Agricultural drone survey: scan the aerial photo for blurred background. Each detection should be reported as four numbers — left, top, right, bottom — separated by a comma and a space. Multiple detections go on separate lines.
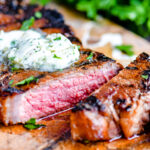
29, 0, 150, 40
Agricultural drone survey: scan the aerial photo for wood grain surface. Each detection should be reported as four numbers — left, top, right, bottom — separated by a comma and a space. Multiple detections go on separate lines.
0, 2, 150, 150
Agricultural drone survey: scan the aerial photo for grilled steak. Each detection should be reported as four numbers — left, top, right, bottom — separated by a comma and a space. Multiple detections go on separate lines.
0, 1, 123, 125
71, 52, 150, 141
0, 49, 122, 125
0, 0, 80, 43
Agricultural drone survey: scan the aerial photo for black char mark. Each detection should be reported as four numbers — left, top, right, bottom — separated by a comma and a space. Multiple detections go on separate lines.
139, 52, 150, 61
141, 70, 150, 92
77, 51, 114, 68
96, 53, 114, 62
40, 9, 64, 28
35, 74, 46, 79
116, 98, 127, 109
125, 105, 132, 112
68, 36, 81, 44
142, 70, 150, 77
72, 95, 105, 112
2, 86, 23, 95
125, 66, 138, 70
0, 0, 23, 14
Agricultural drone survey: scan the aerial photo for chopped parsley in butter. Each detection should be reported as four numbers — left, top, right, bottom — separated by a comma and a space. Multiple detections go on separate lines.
0, 30, 80, 72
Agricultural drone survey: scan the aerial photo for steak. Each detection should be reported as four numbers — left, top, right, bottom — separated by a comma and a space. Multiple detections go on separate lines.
0, 49, 122, 125
0, 0, 80, 43
0, 1, 123, 125
71, 52, 150, 141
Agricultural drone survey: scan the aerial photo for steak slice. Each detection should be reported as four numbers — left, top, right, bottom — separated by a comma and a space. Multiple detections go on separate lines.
70, 52, 150, 141
0, 49, 122, 125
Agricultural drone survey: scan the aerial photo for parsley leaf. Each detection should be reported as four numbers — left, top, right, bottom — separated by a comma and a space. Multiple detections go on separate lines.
86, 52, 93, 60
77, 45, 80, 49
11, 67, 19, 72
141, 74, 149, 80
59, 69, 63, 72
9, 57, 15, 62
11, 40, 17, 47
9, 80, 14, 86
57, 0, 150, 38
24, 118, 45, 130
53, 54, 62, 59
15, 76, 37, 86
21, 17, 35, 31
35, 11, 42, 18
30, 0, 50, 6
115, 45, 134, 56
84, 140, 90, 144
54, 37, 61, 41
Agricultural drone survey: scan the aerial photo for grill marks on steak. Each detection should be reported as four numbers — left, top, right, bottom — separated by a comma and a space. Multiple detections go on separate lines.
0, 1, 81, 43
0, 49, 122, 125
70, 52, 150, 141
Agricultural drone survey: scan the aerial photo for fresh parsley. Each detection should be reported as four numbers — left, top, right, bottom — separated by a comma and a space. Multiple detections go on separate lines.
59, 69, 63, 72
15, 76, 37, 86
35, 11, 42, 19
86, 52, 93, 60
9, 57, 15, 62
115, 45, 134, 56
83, 140, 90, 144
77, 45, 80, 49
54, 37, 61, 41
56, 0, 150, 38
53, 54, 62, 59
141, 74, 149, 80
21, 17, 35, 31
30, 0, 50, 6
24, 118, 45, 130
11, 40, 17, 47
9, 80, 14, 86
11, 67, 19, 72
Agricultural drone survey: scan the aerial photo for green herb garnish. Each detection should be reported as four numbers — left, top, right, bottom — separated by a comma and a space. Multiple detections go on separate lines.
77, 45, 80, 49
15, 76, 37, 86
24, 118, 45, 130
20, 17, 35, 31
141, 74, 149, 80
11, 40, 17, 46
84, 140, 90, 144
11, 67, 19, 72
54, 37, 61, 41
53, 54, 62, 59
51, 50, 55, 53
59, 69, 63, 72
9, 80, 14, 86
115, 45, 134, 56
9, 57, 15, 62
30, 0, 50, 6
35, 11, 42, 18
56, 0, 150, 38
86, 52, 93, 60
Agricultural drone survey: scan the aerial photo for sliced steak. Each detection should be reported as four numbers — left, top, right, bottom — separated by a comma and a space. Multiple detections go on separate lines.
71, 52, 150, 141
0, 49, 122, 125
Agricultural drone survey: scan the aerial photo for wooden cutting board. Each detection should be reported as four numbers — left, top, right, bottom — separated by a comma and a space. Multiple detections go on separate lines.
0, 2, 150, 150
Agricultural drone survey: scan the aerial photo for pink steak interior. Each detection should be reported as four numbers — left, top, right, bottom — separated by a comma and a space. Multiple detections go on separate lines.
7, 63, 120, 124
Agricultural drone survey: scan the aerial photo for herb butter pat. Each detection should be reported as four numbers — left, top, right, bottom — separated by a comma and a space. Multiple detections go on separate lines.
0, 30, 80, 72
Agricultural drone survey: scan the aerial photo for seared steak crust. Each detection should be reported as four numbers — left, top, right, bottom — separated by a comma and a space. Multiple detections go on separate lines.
0, 48, 122, 125
0, 1, 123, 126
71, 52, 150, 141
